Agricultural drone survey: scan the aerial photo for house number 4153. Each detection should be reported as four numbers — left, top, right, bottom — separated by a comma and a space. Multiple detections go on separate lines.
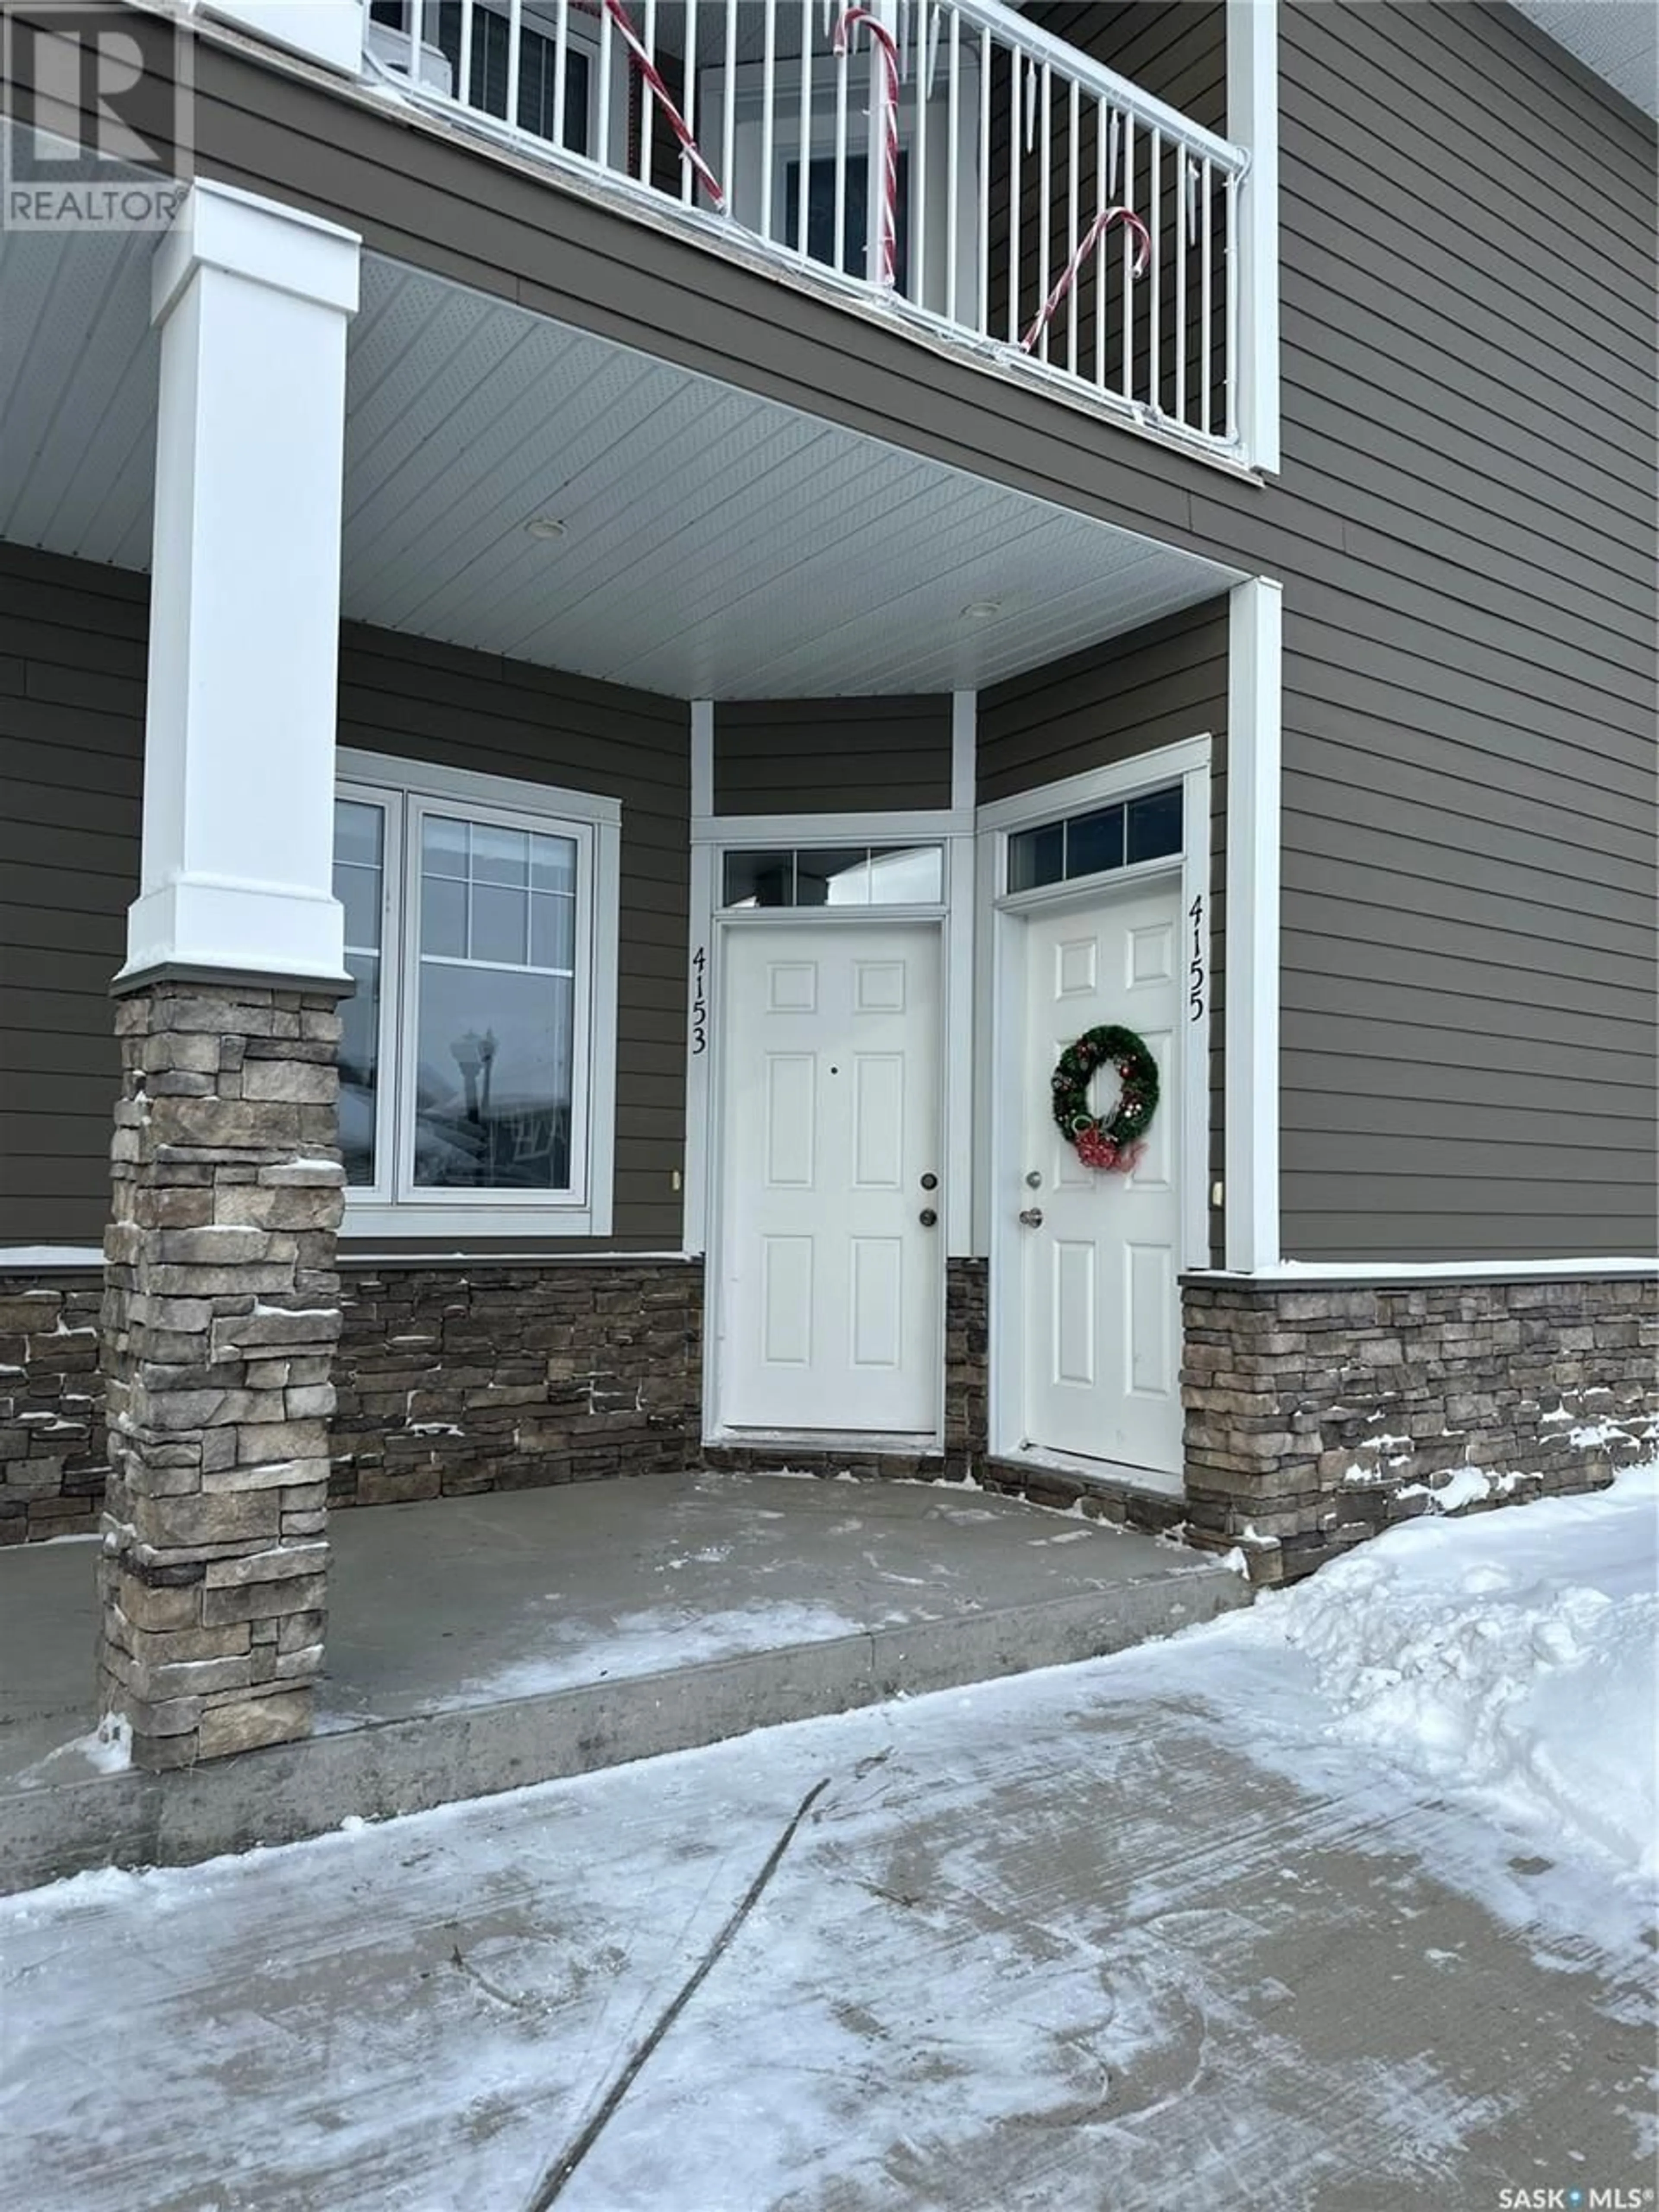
690, 945, 708, 1055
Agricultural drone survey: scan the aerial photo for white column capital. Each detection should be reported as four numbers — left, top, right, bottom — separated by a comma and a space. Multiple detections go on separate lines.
153, 179, 360, 327
121, 184, 362, 991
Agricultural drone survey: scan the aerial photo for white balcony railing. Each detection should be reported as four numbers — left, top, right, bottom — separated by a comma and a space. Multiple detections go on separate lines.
364, 0, 1250, 455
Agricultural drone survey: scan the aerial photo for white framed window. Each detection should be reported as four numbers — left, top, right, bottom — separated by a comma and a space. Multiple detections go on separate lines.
334, 750, 620, 1239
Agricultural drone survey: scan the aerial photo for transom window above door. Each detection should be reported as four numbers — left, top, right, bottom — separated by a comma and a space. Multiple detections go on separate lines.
334, 754, 620, 1237
722, 844, 944, 908
1006, 785, 1182, 894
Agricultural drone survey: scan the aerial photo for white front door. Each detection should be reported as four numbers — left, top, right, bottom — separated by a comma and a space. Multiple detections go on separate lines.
1017, 882, 1184, 1475
719, 922, 942, 1433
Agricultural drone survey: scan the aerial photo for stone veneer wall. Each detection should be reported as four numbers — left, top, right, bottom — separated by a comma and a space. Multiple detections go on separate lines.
1183, 1274, 1659, 1583
0, 1276, 108, 1543
330, 1259, 704, 1503
3, 1258, 704, 1531
702, 1258, 988, 1485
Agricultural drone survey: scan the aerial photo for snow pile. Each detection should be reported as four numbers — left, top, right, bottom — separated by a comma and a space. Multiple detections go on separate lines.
1233, 1462, 1659, 1884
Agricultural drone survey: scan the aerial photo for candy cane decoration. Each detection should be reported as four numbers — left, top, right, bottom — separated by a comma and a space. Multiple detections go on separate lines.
834, 6, 901, 291
1020, 204, 1151, 355
579, 0, 725, 210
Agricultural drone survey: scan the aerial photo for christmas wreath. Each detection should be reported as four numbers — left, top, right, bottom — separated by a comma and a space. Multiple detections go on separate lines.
1051, 1025, 1160, 1173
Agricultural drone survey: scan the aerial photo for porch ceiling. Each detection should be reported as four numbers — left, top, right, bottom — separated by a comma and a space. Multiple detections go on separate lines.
0, 222, 1238, 699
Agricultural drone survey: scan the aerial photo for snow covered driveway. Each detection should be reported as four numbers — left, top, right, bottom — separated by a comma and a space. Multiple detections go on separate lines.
3, 1471, 1654, 2212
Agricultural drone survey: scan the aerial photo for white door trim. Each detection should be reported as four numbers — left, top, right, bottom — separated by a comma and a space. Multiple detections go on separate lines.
975, 737, 1214, 1470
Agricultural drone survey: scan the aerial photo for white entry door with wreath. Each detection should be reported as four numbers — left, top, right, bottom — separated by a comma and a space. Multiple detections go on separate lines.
1019, 881, 1183, 1472
983, 745, 1210, 1487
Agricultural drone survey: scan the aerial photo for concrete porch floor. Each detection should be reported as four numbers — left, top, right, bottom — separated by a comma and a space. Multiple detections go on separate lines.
0, 1469, 1248, 1893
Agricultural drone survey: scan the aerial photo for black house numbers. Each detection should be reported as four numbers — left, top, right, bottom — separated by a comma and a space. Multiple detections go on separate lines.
1188, 893, 1205, 1023
690, 944, 708, 1056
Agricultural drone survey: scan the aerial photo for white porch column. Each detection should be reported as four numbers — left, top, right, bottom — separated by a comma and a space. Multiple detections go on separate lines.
1224, 575, 1283, 1273
95, 184, 361, 1773
120, 179, 360, 989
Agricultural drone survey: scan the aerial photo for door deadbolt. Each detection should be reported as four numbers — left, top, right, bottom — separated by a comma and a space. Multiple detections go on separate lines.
1024, 1170, 1042, 1189
918, 1208, 938, 1228
920, 1172, 938, 1190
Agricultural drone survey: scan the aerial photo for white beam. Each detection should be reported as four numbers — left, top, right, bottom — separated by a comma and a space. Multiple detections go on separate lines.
1227, 0, 1280, 473
1224, 575, 1282, 1272
121, 181, 361, 988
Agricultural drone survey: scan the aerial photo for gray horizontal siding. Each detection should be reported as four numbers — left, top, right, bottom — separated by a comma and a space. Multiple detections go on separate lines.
979, 599, 1228, 1261
712, 696, 952, 814
0, 546, 690, 1252
2, 1, 1652, 1262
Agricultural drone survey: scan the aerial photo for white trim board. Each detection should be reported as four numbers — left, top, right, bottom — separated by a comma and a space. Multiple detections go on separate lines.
691, 808, 970, 845
690, 700, 714, 822
1223, 576, 1282, 1274
1227, 0, 1281, 473
1195, 1258, 1659, 1285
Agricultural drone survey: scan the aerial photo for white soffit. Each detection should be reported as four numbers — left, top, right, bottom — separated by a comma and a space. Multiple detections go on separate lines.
0, 226, 1239, 697
1507, 1, 1657, 114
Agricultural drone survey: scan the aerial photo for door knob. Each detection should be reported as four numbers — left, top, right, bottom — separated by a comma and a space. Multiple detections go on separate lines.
918, 1208, 938, 1228
1018, 1207, 1043, 1228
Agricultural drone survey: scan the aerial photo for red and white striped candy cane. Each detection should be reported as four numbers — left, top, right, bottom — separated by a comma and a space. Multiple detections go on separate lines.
833, 6, 901, 291
581, 0, 725, 210
1020, 204, 1152, 355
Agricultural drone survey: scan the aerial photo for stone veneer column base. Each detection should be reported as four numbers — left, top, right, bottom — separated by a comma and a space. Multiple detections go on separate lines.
1182, 1273, 1659, 1584
98, 979, 346, 1770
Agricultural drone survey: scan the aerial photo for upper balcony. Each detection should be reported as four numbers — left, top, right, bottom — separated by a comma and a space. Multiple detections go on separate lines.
346, 0, 1263, 469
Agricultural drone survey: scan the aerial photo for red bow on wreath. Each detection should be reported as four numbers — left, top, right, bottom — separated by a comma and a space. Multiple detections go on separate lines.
1074, 1126, 1147, 1174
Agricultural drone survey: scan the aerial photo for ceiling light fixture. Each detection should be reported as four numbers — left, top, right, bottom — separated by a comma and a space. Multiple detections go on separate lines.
960, 599, 1003, 621
524, 515, 567, 541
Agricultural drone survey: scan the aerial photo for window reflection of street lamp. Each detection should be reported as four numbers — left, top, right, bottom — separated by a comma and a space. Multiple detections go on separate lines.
451, 1028, 498, 1128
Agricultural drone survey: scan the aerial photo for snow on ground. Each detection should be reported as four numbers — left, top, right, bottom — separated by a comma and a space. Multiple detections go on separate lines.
1189, 1462, 1659, 1896
1, 1475, 1654, 2211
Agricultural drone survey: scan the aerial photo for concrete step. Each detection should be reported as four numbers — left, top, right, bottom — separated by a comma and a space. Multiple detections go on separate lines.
0, 1470, 1249, 1893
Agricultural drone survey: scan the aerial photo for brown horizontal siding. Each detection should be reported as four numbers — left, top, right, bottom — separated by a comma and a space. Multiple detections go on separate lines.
0, 1, 1652, 1262
0, 547, 143, 1244
979, 598, 1228, 1260
713, 696, 952, 814
335, 622, 691, 1251
0, 546, 690, 1252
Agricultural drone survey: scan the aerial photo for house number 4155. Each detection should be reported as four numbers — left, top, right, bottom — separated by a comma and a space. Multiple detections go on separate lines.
1188, 893, 1205, 1023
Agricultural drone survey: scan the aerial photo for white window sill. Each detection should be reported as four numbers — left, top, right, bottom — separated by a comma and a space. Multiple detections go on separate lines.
342, 1202, 603, 1239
